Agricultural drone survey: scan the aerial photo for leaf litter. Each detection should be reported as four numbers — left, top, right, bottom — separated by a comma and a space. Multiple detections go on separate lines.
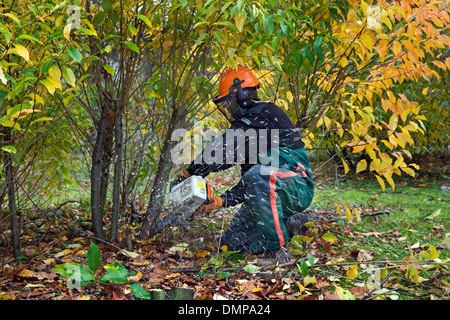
1, 201, 448, 301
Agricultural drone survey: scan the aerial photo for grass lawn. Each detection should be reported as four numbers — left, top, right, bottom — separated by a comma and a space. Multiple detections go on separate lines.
312, 164, 449, 253
303, 159, 449, 299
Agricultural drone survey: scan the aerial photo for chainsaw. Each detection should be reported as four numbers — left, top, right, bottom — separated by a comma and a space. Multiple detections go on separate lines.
154, 175, 213, 234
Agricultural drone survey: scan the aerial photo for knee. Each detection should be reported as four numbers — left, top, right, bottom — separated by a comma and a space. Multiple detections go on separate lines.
242, 165, 264, 185
242, 165, 271, 203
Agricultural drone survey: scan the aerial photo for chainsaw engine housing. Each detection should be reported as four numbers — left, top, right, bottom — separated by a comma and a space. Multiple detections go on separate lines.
168, 175, 207, 218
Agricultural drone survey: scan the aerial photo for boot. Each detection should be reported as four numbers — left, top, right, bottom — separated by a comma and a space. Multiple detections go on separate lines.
286, 213, 310, 238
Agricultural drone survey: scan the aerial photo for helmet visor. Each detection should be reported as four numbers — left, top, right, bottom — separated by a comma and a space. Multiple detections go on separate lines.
213, 95, 242, 123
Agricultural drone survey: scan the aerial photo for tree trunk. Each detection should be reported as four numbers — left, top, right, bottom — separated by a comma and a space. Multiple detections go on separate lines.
167, 287, 194, 300
4, 138, 21, 258
90, 95, 115, 241
110, 98, 123, 243
139, 107, 185, 240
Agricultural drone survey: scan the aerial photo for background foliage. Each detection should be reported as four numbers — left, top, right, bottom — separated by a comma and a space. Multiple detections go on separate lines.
0, 0, 448, 300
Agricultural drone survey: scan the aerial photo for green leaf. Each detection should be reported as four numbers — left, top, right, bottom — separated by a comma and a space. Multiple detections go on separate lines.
1, 146, 17, 154
62, 67, 76, 87
54, 263, 81, 277
243, 264, 261, 274
299, 260, 308, 276
18, 34, 43, 45
293, 53, 303, 68
69, 47, 82, 63
322, 232, 337, 243
103, 65, 115, 76
196, 33, 207, 45
307, 252, 314, 266
137, 14, 152, 28
54, 263, 95, 287
122, 41, 140, 54
86, 242, 102, 273
130, 284, 151, 300
98, 262, 128, 284
335, 286, 356, 300
79, 28, 97, 36
102, 0, 113, 12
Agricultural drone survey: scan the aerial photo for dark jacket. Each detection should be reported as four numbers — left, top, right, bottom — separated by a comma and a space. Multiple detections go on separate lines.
186, 102, 306, 207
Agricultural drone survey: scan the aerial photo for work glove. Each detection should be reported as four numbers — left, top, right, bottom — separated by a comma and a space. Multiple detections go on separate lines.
196, 181, 222, 214
196, 196, 223, 215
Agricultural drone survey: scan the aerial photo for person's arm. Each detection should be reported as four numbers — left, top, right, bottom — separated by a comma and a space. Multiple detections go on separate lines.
219, 178, 247, 208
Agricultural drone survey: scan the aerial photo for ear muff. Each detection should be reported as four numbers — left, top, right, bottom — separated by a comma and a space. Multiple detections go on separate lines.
233, 78, 253, 109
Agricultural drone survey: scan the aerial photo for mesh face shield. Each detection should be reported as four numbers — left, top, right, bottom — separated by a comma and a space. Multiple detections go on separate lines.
212, 94, 243, 124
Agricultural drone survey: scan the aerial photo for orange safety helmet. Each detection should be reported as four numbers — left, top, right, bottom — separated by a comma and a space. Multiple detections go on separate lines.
217, 65, 260, 98
213, 65, 261, 123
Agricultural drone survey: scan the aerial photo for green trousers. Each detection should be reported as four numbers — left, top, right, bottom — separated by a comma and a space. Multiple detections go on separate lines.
220, 147, 314, 254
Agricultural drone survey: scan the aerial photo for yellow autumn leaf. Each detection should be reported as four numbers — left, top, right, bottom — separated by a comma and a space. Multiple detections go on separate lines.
351, 144, 366, 153
286, 91, 293, 102
360, 34, 373, 51
346, 265, 358, 279
28, 93, 44, 105
169, 242, 188, 253
42, 77, 58, 93
13, 44, 30, 62
353, 207, 361, 224
300, 235, 314, 242
392, 41, 402, 57
303, 275, 317, 287
335, 203, 342, 217
0, 65, 7, 84
18, 268, 34, 277
341, 158, 349, 174
64, 24, 72, 41
166, 272, 181, 279
10, 109, 40, 120
370, 158, 380, 172
406, 264, 419, 283
234, 13, 245, 32
195, 250, 209, 258
49, 65, 62, 82
1, 120, 21, 130
335, 285, 355, 300
356, 159, 367, 173
389, 114, 398, 131
62, 248, 75, 255
402, 167, 415, 177
345, 206, 353, 222
429, 245, 439, 260
43, 258, 55, 265
383, 172, 395, 191
322, 233, 337, 243
127, 270, 143, 282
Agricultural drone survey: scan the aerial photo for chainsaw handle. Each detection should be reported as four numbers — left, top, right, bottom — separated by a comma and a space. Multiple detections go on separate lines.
169, 176, 186, 191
